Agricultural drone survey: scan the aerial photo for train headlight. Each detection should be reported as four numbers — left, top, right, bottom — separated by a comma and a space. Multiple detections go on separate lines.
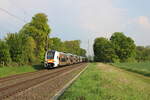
47, 59, 54, 63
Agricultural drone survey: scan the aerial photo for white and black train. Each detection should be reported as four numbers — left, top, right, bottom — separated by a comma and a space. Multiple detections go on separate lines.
44, 50, 86, 69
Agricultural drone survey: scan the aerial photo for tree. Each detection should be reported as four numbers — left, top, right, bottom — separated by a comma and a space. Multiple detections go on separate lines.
63, 40, 81, 55
0, 40, 11, 65
19, 13, 51, 61
48, 37, 64, 51
48, 38, 86, 56
79, 48, 86, 56
6, 33, 25, 64
24, 36, 36, 63
6, 33, 36, 65
93, 37, 117, 62
136, 46, 150, 62
110, 32, 136, 62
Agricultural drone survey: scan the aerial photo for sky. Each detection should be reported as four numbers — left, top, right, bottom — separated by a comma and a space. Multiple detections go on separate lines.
0, 0, 150, 55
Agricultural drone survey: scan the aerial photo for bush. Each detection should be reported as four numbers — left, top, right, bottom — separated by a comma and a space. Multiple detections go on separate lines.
0, 40, 11, 66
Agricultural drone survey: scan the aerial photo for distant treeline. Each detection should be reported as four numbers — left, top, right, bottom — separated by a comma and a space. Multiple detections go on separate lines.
0, 13, 86, 66
93, 32, 150, 63
136, 46, 150, 62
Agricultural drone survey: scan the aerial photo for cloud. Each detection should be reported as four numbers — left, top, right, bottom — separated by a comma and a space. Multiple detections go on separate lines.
137, 16, 150, 29
77, 0, 127, 38
128, 16, 150, 31
123, 16, 150, 46
67, 0, 128, 55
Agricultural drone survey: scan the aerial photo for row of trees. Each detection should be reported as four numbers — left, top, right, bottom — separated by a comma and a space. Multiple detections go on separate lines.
48, 38, 86, 56
0, 13, 86, 66
93, 32, 136, 62
136, 46, 150, 62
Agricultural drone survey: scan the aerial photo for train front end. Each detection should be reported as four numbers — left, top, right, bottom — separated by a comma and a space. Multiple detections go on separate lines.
44, 50, 59, 69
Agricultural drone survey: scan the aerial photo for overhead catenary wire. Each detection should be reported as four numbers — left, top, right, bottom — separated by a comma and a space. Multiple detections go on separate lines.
0, 7, 26, 23
7, 0, 32, 21
0, 7, 27, 39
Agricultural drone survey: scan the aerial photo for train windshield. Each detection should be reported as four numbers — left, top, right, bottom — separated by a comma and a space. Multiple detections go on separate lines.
47, 51, 55, 59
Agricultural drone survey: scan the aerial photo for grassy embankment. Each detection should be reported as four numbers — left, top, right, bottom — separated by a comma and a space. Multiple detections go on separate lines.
112, 62, 150, 76
0, 65, 43, 78
59, 63, 150, 100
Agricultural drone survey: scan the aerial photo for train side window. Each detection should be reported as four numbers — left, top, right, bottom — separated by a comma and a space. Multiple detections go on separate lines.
62, 58, 66, 62
61, 58, 64, 62
63, 58, 65, 62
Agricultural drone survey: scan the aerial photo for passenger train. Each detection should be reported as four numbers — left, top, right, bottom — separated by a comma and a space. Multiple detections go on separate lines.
44, 50, 86, 69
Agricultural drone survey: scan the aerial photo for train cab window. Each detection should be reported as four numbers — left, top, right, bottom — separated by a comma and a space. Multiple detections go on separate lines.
47, 51, 55, 59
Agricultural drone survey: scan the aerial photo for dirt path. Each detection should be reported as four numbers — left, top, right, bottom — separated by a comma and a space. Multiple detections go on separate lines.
97, 63, 150, 100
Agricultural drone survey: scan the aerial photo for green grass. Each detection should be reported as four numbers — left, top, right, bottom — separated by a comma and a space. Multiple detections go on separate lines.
112, 62, 150, 76
59, 63, 150, 100
59, 63, 102, 100
0, 65, 43, 78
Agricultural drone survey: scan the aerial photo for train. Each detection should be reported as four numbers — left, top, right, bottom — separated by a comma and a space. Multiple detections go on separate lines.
44, 50, 87, 69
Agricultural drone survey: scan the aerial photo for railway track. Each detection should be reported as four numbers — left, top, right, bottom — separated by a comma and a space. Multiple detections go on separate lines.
0, 66, 71, 89
0, 69, 47, 82
0, 63, 87, 99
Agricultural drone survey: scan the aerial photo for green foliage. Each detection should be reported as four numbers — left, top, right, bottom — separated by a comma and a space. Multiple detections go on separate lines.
24, 36, 36, 63
63, 40, 86, 56
93, 37, 117, 62
79, 48, 86, 56
48, 37, 64, 51
64, 40, 81, 55
0, 65, 43, 78
0, 40, 11, 65
110, 32, 136, 62
6, 33, 36, 65
93, 32, 136, 62
48, 38, 86, 56
136, 46, 150, 62
6, 33, 25, 64
19, 13, 51, 61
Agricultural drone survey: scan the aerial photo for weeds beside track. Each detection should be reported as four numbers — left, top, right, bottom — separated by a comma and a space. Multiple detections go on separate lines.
0, 65, 43, 78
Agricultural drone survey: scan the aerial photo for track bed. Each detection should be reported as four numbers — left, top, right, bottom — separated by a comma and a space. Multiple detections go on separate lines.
0, 63, 87, 100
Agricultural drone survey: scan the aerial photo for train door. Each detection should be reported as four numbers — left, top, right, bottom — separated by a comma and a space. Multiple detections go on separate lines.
53, 51, 59, 67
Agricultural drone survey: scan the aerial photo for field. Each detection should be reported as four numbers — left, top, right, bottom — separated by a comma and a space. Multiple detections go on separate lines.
112, 62, 150, 76
59, 63, 150, 100
0, 65, 43, 78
